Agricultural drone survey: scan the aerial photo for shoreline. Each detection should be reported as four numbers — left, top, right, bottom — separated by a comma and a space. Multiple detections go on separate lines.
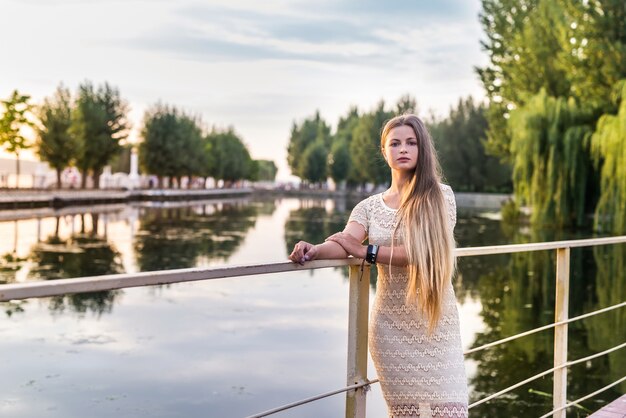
0, 187, 512, 211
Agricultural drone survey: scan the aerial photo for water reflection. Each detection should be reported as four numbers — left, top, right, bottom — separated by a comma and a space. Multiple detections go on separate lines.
282, 198, 379, 284
0, 197, 623, 417
464, 222, 625, 417
28, 214, 123, 316
134, 201, 270, 271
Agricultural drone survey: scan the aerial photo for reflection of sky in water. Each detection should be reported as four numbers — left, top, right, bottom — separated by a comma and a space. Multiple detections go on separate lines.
2, 198, 487, 417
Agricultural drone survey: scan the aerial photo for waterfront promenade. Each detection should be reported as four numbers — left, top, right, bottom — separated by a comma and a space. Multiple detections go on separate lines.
0, 188, 254, 209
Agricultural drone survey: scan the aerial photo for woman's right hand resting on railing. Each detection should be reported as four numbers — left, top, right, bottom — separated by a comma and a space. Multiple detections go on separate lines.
289, 240, 319, 265
289, 222, 368, 265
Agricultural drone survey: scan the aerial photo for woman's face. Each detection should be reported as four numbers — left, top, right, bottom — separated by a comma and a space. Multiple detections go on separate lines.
382, 125, 418, 172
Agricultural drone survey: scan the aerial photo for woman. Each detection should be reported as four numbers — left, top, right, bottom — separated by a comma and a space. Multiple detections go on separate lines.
289, 114, 468, 417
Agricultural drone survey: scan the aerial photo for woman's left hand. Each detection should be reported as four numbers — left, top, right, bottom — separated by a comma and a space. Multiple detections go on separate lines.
325, 232, 366, 259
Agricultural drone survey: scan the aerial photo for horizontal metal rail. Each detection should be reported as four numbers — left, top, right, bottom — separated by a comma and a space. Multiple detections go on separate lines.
538, 375, 626, 418
1, 236, 625, 302
0, 259, 363, 302
468, 341, 626, 409
454, 235, 626, 257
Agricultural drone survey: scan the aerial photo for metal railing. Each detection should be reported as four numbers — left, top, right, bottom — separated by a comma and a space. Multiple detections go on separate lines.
1, 236, 625, 417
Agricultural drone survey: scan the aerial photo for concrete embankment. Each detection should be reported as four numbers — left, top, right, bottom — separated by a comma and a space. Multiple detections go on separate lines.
0, 188, 254, 210
0, 188, 512, 211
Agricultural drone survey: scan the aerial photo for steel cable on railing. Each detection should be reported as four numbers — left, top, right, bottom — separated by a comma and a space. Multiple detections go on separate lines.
537, 375, 626, 418
464, 301, 626, 355
242, 340, 626, 416
468, 341, 626, 409
244, 380, 375, 418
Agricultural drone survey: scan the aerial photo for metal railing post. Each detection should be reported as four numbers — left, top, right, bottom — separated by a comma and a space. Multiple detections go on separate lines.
345, 264, 370, 418
553, 247, 570, 418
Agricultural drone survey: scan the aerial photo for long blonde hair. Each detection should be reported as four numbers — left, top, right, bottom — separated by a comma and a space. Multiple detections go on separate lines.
381, 114, 456, 333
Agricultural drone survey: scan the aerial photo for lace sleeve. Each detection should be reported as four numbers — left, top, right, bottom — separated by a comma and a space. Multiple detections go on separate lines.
441, 184, 457, 230
348, 198, 369, 234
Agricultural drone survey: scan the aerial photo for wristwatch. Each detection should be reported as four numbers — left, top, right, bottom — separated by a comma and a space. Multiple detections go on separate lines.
366, 244, 379, 264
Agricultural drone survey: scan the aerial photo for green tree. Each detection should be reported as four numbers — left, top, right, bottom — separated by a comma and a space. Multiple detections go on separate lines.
36, 85, 79, 188
0, 90, 33, 188
476, 0, 541, 161
591, 81, 626, 233
139, 104, 206, 188
301, 139, 328, 185
430, 97, 511, 192
510, 90, 593, 227
178, 113, 206, 188
72, 81, 129, 189
253, 159, 278, 181
395, 94, 418, 114
140, 104, 181, 187
477, 0, 626, 227
286, 111, 331, 179
207, 127, 253, 186
349, 101, 393, 186
333, 107, 359, 186
328, 138, 350, 187
557, 1, 626, 114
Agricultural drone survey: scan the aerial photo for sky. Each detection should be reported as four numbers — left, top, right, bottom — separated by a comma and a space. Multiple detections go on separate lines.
1, 0, 488, 181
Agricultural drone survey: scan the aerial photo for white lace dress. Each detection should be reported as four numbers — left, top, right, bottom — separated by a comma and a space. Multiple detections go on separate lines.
348, 184, 468, 418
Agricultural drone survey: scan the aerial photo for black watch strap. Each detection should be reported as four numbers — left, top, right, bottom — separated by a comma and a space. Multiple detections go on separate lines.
366, 244, 379, 264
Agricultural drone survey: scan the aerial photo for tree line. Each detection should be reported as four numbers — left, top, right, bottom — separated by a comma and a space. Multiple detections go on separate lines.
287, 95, 511, 192
477, 0, 625, 233
288, 0, 625, 234
0, 83, 276, 189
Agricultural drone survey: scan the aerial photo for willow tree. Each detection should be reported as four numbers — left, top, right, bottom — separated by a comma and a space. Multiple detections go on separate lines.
510, 90, 593, 227
478, 0, 626, 227
591, 81, 626, 234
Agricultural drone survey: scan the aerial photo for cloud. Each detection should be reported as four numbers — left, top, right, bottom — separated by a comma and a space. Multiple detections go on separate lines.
120, 0, 482, 77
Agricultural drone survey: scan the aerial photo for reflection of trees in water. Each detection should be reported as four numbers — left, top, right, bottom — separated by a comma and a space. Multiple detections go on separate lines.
134, 201, 271, 271
27, 215, 124, 317
284, 203, 347, 252
283, 198, 378, 285
466, 223, 624, 416
585, 244, 626, 393
0, 252, 28, 285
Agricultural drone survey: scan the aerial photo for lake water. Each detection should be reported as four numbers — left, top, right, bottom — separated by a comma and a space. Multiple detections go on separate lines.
0, 196, 624, 417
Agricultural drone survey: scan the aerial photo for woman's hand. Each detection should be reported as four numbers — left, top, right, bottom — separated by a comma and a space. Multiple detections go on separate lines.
289, 241, 319, 265
325, 232, 366, 259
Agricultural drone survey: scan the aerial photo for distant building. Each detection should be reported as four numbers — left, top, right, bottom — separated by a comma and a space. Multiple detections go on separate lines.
0, 157, 54, 188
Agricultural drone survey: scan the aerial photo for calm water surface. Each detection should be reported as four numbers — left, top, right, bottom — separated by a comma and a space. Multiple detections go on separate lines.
0, 196, 624, 417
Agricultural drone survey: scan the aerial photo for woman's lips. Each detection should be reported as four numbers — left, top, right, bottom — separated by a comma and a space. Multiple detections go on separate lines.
397, 158, 410, 162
